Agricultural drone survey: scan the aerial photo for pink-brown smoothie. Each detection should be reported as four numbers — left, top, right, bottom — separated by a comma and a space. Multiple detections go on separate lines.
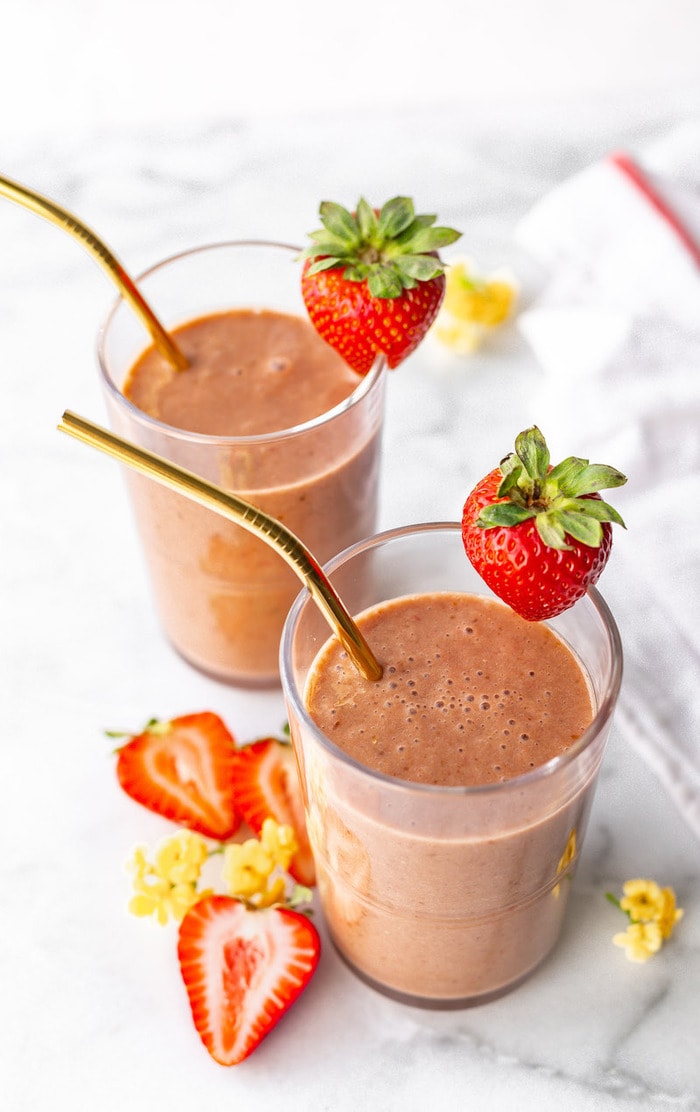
121, 308, 382, 683
302, 591, 598, 1003
125, 309, 361, 436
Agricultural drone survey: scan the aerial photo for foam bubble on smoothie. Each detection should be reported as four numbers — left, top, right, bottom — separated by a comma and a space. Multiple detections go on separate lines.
125, 308, 359, 436
306, 592, 594, 787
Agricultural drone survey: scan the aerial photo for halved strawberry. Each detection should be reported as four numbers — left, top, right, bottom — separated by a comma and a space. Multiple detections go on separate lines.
461, 426, 627, 621
115, 712, 240, 840
177, 894, 320, 1066
230, 739, 316, 887
301, 195, 461, 375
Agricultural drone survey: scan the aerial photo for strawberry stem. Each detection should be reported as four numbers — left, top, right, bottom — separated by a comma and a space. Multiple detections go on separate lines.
478, 426, 627, 551
300, 195, 461, 299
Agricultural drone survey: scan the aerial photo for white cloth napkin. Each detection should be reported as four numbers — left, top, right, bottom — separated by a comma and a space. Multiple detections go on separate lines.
514, 124, 700, 841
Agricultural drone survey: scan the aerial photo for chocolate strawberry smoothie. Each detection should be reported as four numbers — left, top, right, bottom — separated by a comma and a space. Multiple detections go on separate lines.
297, 589, 609, 1004
109, 301, 385, 685
125, 310, 361, 438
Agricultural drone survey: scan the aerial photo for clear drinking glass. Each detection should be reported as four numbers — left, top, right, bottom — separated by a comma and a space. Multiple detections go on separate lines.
280, 522, 622, 1007
98, 241, 386, 687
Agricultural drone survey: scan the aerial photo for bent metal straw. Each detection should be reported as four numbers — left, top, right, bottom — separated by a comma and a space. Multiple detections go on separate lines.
0, 173, 188, 372
57, 409, 383, 683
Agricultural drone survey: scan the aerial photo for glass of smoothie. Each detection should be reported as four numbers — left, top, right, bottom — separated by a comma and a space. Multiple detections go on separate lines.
280, 521, 622, 1007
98, 241, 386, 686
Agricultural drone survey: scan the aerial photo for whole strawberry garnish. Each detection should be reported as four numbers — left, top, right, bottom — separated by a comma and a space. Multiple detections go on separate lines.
462, 426, 626, 621
301, 195, 461, 375
177, 894, 320, 1066
230, 738, 316, 887
114, 712, 240, 840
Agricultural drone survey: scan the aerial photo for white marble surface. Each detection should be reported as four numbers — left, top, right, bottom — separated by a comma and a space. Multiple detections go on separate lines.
2, 90, 700, 1111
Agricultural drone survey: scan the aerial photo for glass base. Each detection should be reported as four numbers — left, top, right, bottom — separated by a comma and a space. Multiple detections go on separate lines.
333, 940, 552, 1010
169, 639, 282, 689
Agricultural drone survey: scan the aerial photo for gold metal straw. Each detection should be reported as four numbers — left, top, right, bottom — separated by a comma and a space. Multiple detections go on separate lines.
0, 173, 188, 372
58, 410, 383, 683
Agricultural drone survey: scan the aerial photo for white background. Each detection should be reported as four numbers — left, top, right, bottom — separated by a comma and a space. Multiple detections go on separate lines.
3, 0, 699, 136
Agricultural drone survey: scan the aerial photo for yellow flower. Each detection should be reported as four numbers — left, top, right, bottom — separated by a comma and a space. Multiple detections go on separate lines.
613, 921, 664, 963
620, 879, 684, 938
656, 887, 684, 939
127, 830, 211, 925
608, 878, 683, 961
260, 816, 297, 871
154, 828, 209, 885
433, 259, 517, 354
223, 839, 274, 900
553, 828, 577, 899
223, 819, 298, 908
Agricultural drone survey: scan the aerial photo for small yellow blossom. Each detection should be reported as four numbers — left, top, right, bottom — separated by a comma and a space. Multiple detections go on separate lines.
223, 819, 298, 908
613, 921, 664, 963
620, 879, 684, 939
433, 259, 517, 354
608, 877, 683, 962
127, 830, 211, 925
553, 828, 577, 899
260, 816, 298, 870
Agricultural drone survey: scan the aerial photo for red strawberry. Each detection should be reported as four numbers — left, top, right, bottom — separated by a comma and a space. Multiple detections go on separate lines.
301, 195, 461, 375
461, 426, 627, 621
230, 738, 316, 887
177, 894, 320, 1066
115, 712, 240, 840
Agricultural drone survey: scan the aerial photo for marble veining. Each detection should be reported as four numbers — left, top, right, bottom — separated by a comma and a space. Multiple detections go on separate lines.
2, 93, 699, 1111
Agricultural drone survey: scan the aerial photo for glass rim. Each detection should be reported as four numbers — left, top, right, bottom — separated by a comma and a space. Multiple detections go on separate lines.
280, 520, 624, 798
96, 239, 386, 446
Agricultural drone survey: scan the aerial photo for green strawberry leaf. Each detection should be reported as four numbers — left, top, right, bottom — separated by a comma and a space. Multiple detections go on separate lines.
516, 426, 550, 483
343, 263, 371, 283
476, 502, 536, 528
367, 264, 404, 298
356, 197, 378, 240
559, 497, 627, 527
377, 196, 415, 239
396, 214, 438, 240
303, 233, 358, 260
305, 256, 347, 275
497, 453, 524, 497
556, 511, 603, 547
396, 254, 445, 282
476, 425, 627, 556
499, 452, 521, 477
535, 513, 570, 549
319, 201, 360, 242
303, 195, 461, 297
403, 225, 462, 253
565, 463, 628, 496
306, 229, 347, 247
545, 456, 589, 493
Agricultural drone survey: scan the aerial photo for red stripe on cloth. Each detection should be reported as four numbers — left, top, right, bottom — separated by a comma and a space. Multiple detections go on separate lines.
610, 151, 700, 268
